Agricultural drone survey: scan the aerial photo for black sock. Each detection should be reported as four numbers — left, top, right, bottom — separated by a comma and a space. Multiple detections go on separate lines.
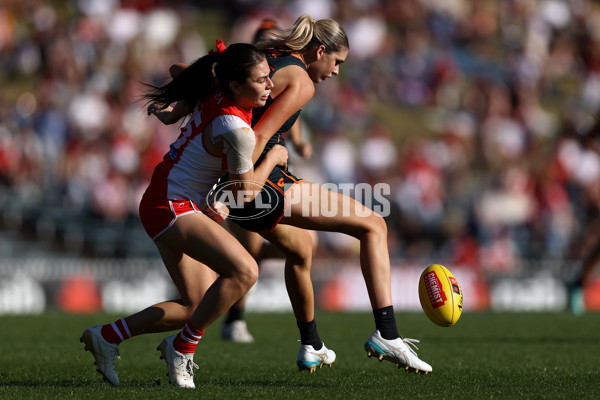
297, 320, 323, 350
225, 305, 244, 324
373, 305, 399, 340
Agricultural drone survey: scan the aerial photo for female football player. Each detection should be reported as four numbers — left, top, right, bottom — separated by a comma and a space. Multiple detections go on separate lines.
228, 14, 432, 375
80, 42, 288, 388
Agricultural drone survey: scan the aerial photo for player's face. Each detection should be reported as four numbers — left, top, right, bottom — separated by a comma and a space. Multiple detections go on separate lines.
236, 59, 273, 111
308, 47, 348, 84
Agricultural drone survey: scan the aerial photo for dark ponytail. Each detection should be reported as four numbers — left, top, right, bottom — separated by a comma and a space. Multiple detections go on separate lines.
142, 54, 216, 117
143, 42, 266, 118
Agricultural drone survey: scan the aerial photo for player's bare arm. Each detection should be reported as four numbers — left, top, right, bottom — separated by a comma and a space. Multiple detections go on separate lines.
287, 118, 312, 158
251, 65, 314, 163
230, 143, 288, 201
148, 100, 188, 125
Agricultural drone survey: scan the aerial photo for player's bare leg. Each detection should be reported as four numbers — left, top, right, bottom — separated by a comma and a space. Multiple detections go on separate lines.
220, 226, 268, 342
155, 212, 259, 388
261, 224, 336, 371
261, 225, 315, 323
282, 182, 392, 309
280, 181, 431, 374
125, 252, 217, 335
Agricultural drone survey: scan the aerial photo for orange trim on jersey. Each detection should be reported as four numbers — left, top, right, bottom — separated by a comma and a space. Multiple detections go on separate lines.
280, 169, 301, 183
266, 200, 286, 232
266, 174, 304, 195
266, 179, 285, 195
290, 53, 307, 68
265, 49, 283, 58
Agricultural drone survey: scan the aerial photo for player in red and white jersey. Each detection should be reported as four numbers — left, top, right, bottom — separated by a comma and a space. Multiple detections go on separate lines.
80, 42, 287, 389
170, 19, 317, 345
140, 88, 271, 239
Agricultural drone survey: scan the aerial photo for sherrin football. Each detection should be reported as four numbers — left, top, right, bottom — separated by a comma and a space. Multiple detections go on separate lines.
418, 264, 463, 327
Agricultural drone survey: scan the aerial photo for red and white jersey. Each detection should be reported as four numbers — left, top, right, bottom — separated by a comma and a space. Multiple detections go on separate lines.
144, 91, 253, 207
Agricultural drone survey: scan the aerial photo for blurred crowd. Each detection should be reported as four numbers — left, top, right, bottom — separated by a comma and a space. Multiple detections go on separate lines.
2, 0, 600, 276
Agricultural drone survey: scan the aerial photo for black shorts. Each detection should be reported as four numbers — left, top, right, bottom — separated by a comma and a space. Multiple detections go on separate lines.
226, 166, 303, 232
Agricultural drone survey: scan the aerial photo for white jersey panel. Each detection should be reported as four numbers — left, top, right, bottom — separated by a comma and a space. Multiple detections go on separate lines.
165, 114, 252, 207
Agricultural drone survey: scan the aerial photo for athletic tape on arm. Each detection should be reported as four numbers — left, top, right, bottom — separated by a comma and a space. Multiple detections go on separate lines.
211, 115, 256, 175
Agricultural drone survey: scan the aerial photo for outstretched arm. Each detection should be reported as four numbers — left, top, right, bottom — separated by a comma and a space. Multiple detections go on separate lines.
287, 118, 312, 158
146, 63, 192, 125
147, 100, 188, 125
251, 65, 314, 163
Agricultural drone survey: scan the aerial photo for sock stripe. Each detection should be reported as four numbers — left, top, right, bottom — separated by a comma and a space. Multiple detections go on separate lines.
119, 318, 132, 339
181, 335, 198, 344
184, 324, 203, 341
101, 319, 134, 345
110, 322, 124, 341
173, 322, 205, 354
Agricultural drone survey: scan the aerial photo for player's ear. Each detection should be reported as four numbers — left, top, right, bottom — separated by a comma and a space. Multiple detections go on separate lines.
229, 80, 241, 94
315, 44, 326, 60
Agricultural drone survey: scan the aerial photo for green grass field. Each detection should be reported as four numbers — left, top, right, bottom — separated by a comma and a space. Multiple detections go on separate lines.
0, 311, 598, 399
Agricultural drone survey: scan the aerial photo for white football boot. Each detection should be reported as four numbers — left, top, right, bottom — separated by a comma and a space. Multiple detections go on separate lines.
221, 320, 254, 343
80, 325, 120, 386
297, 343, 336, 373
364, 330, 432, 374
157, 334, 199, 388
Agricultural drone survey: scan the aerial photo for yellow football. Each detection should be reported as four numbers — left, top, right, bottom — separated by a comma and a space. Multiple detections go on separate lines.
418, 264, 463, 327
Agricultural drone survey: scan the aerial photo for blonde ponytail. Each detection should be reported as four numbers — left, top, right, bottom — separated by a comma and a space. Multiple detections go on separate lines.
259, 14, 348, 53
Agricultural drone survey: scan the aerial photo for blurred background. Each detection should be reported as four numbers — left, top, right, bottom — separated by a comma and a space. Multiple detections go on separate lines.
1, 0, 600, 315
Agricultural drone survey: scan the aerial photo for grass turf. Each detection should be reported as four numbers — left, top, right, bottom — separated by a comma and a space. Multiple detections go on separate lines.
0, 311, 598, 399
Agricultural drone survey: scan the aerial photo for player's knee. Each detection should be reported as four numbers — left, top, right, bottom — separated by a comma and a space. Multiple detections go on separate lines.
178, 297, 201, 318
285, 231, 313, 265
181, 303, 196, 318
366, 212, 387, 238
234, 255, 259, 290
